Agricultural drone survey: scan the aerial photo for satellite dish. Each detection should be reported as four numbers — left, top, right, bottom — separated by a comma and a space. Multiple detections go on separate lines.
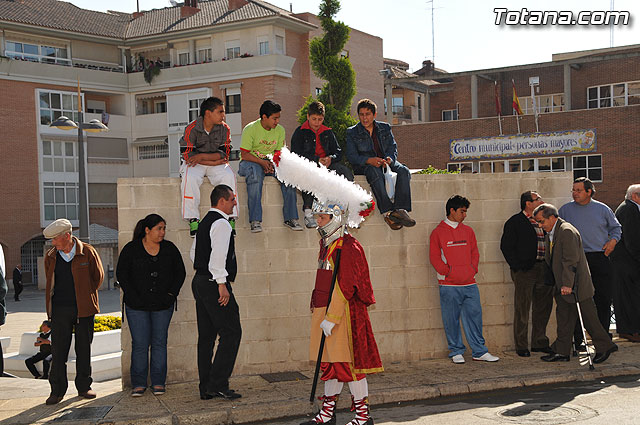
169, 0, 178, 6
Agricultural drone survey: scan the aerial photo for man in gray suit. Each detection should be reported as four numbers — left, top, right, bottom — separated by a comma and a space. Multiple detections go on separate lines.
533, 203, 618, 363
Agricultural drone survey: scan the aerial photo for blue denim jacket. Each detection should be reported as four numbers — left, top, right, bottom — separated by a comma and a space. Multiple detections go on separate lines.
345, 121, 398, 166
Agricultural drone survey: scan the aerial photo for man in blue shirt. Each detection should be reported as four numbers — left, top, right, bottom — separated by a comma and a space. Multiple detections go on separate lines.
559, 177, 621, 340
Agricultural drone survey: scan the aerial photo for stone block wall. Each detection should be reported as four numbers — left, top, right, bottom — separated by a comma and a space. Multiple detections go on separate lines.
117, 172, 572, 386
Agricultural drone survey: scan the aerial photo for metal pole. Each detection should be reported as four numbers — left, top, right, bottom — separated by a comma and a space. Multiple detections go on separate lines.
77, 89, 89, 243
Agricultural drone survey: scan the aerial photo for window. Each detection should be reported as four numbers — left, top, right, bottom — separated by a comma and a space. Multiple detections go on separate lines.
392, 97, 403, 113
154, 101, 167, 113
39, 90, 80, 125
573, 154, 602, 182
43, 182, 78, 221
188, 98, 205, 122
442, 109, 458, 121
197, 48, 212, 63
5, 40, 70, 65
588, 81, 640, 109
315, 87, 322, 96
225, 41, 240, 59
138, 144, 168, 160
258, 41, 269, 56
86, 100, 105, 114
275, 35, 284, 54
42, 140, 76, 173
417, 95, 422, 122
226, 94, 241, 113
479, 161, 505, 173
447, 162, 472, 173
517, 94, 564, 114
178, 52, 190, 66
479, 157, 566, 173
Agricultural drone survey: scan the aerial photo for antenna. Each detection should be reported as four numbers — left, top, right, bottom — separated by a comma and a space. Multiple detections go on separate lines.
427, 0, 435, 63
609, 0, 614, 47
137, 0, 139, 13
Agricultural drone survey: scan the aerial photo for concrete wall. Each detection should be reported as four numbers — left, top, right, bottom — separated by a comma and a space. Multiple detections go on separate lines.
117, 172, 572, 387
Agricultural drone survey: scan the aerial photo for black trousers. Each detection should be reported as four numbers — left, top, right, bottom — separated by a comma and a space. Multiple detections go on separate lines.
25, 352, 51, 377
612, 255, 640, 334
13, 281, 23, 300
574, 252, 613, 344
49, 304, 94, 396
192, 275, 242, 396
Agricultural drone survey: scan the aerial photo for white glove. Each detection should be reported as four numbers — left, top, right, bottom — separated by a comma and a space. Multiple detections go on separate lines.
320, 319, 335, 337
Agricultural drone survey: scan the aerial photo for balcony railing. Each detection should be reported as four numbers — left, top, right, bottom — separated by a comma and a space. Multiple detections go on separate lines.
392, 106, 412, 119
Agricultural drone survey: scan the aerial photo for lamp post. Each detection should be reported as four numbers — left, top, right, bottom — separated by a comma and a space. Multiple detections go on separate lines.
49, 88, 108, 242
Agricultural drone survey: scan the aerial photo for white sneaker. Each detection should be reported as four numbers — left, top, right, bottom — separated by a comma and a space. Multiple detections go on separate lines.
250, 221, 263, 233
304, 215, 317, 228
473, 352, 500, 362
451, 354, 465, 364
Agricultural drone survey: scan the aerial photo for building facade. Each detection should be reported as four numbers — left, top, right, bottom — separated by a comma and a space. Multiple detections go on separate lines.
389, 45, 640, 209
0, 0, 383, 279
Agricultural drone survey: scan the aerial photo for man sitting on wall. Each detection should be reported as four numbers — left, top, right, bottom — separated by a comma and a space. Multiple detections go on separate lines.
346, 99, 414, 230
237, 100, 302, 233
180, 97, 237, 237
291, 100, 354, 228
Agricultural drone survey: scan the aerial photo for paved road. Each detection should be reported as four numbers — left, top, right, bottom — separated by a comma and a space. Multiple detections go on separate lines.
1, 286, 121, 354
281, 375, 640, 425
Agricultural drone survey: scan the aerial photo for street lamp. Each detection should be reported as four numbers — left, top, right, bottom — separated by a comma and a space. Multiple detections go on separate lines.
49, 90, 109, 242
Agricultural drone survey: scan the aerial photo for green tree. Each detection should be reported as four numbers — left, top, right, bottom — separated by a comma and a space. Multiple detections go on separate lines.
298, 0, 357, 158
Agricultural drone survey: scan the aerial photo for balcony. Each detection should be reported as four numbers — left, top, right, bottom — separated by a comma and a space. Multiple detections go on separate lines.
127, 54, 297, 89
392, 105, 412, 120
0, 57, 127, 90
85, 113, 130, 137
133, 113, 168, 139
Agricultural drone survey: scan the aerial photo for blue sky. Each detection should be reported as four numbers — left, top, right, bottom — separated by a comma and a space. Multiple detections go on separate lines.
68, 0, 639, 73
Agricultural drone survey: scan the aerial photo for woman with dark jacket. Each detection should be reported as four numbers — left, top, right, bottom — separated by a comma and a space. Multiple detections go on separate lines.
117, 214, 186, 397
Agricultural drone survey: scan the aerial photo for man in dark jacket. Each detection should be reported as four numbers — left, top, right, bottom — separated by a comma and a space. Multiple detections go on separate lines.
346, 99, 414, 230
43, 219, 104, 405
12, 264, 22, 301
500, 191, 553, 357
533, 204, 617, 363
0, 247, 6, 376
611, 184, 640, 342
291, 101, 354, 228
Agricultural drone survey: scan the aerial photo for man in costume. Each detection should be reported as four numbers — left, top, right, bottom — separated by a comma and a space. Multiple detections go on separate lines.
301, 202, 382, 425
267, 147, 381, 425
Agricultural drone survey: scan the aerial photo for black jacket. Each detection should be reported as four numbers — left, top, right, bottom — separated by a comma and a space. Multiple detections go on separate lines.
290, 122, 343, 163
116, 239, 186, 311
13, 267, 21, 284
500, 211, 540, 272
611, 199, 640, 265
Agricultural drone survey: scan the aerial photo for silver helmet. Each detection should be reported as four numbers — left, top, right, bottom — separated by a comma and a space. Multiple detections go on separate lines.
312, 200, 345, 246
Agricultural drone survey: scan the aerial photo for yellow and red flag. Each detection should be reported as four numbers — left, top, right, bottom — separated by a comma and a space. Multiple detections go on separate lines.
512, 79, 523, 115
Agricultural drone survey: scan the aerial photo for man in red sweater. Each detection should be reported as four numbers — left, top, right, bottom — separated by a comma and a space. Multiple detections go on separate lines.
429, 195, 499, 364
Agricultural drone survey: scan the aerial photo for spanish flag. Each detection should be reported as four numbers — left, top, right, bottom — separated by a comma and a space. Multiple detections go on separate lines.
512, 79, 524, 115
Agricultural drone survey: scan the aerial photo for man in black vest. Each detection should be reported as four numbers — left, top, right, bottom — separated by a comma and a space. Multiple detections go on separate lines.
190, 184, 242, 400
501, 191, 554, 357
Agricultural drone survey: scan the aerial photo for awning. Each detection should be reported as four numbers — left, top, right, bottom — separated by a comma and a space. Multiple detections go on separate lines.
132, 136, 168, 145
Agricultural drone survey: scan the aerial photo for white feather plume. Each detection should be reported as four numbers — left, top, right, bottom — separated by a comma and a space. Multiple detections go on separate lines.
270, 148, 374, 227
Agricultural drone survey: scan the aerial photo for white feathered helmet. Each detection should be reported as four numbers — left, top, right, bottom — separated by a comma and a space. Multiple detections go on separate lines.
270, 148, 375, 228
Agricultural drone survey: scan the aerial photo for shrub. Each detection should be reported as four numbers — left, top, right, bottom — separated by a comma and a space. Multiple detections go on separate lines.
416, 165, 459, 175
94, 315, 122, 332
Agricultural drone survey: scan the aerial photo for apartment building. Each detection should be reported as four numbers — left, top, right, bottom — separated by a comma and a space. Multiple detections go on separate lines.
389, 45, 640, 209
0, 0, 383, 279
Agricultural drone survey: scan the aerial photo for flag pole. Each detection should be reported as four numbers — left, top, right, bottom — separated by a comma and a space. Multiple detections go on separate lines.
530, 84, 539, 133
494, 81, 503, 136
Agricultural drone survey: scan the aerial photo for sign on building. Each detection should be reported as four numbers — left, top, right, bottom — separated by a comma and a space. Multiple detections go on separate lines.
450, 129, 596, 160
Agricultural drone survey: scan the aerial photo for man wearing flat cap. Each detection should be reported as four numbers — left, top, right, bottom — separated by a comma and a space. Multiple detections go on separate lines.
42, 219, 104, 405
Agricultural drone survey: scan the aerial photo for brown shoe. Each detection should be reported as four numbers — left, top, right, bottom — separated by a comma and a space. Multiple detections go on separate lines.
619, 333, 640, 342
46, 395, 63, 405
78, 389, 97, 399
384, 215, 403, 230
389, 209, 416, 227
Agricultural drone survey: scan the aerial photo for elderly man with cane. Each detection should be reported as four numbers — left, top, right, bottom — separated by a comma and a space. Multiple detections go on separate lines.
533, 203, 618, 365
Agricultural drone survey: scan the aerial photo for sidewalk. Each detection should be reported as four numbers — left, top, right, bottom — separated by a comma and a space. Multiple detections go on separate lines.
1, 339, 639, 425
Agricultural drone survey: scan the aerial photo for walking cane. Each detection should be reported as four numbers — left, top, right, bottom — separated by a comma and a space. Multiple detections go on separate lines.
309, 230, 344, 403
574, 292, 595, 371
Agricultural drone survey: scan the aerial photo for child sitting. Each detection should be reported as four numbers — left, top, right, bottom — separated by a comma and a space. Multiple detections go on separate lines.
25, 320, 52, 379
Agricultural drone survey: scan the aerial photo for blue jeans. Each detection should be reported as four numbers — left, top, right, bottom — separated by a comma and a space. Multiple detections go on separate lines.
125, 306, 174, 388
353, 160, 411, 214
238, 160, 298, 222
438, 284, 488, 358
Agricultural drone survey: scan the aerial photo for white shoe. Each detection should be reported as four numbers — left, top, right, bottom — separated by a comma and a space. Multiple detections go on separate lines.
250, 221, 263, 233
473, 352, 500, 362
451, 354, 465, 364
304, 215, 317, 228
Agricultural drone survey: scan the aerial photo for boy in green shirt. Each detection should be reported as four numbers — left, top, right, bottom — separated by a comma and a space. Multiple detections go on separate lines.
238, 100, 301, 233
